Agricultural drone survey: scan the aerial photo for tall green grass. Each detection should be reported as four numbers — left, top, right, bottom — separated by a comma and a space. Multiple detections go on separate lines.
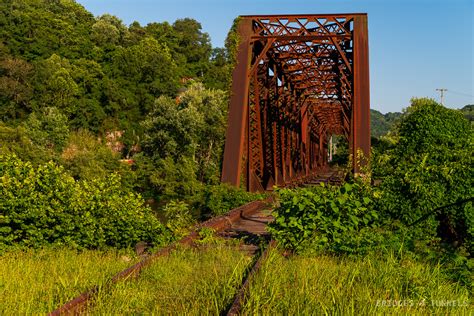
242, 249, 472, 315
0, 248, 136, 314
2, 245, 471, 315
89, 244, 252, 314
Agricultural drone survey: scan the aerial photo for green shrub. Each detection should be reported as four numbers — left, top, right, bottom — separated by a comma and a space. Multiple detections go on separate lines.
269, 181, 380, 254
377, 98, 473, 253
162, 200, 195, 238
198, 183, 264, 217
0, 154, 170, 249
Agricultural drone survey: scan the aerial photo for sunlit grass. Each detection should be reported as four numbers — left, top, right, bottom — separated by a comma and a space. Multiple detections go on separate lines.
0, 247, 136, 314
2, 244, 471, 315
242, 249, 473, 315
89, 244, 252, 314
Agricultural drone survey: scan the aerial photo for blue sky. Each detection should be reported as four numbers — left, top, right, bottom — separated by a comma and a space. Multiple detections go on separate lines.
76, 0, 473, 113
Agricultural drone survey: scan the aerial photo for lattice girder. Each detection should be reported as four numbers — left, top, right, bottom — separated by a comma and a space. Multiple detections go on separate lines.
222, 14, 370, 191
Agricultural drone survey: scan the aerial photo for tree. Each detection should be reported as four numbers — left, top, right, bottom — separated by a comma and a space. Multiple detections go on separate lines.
141, 83, 227, 179
0, 56, 33, 120
178, 83, 228, 183
110, 37, 179, 115
172, 18, 212, 78
139, 83, 228, 199
203, 48, 231, 90
91, 17, 121, 46
69, 58, 106, 130
126, 21, 146, 46
34, 54, 79, 113
23, 106, 69, 151
141, 94, 201, 160
379, 98, 473, 251
0, 0, 95, 60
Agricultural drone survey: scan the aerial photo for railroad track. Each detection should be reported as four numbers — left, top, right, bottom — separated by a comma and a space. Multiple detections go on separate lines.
301, 169, 345, 187
49, 197, 274, 315
49, 170, 343, 315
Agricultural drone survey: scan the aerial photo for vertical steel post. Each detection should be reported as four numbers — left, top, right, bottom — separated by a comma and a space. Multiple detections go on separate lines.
221, 19, 253, 187
352, 15, 371, 174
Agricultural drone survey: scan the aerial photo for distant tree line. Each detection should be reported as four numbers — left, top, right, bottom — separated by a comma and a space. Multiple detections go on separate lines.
371, 105, 472, 139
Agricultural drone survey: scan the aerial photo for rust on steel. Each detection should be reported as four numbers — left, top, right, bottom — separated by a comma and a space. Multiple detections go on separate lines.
49, 197, 273, 316
227, 240, 276, 315
221, 14, 371, 191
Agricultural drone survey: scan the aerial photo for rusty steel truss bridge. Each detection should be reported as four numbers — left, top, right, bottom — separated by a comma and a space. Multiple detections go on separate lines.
221, 14, 371, 192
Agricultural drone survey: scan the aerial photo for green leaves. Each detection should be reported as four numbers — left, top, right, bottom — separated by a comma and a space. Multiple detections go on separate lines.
376, 98, 474, 252
163, 200, 194, 238
198, 183, 264, 217
269, 181, 379, 253
0, 154, 170, 249
139, 83, 229, 200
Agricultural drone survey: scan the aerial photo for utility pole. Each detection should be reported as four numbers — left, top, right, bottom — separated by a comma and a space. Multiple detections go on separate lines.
436, 88, 447, 105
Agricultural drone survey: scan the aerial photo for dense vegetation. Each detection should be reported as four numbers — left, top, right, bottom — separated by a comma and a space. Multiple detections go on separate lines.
370, 109, 402, 138
370, 104, 472, 138
271, 98, 473, 290
0, 154, 171, 249
0, 0, 255, 250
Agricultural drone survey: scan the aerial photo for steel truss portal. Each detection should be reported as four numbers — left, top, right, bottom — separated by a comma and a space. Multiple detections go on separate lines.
222, 14, 370, 191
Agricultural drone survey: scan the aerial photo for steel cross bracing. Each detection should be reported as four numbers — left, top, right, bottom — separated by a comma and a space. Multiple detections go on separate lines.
222, 14, 370, 192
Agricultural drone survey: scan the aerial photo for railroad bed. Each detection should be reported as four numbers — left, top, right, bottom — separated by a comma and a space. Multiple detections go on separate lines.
49, 170, 342, 315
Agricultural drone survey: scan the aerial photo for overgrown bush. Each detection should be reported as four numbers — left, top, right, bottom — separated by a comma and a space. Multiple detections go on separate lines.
198, 183, 265, 217
272, 98, 473, 262
377, 98, 473, 253
0, 154, 171, 250
269, 181, 380, 254
162, 200, 195, 238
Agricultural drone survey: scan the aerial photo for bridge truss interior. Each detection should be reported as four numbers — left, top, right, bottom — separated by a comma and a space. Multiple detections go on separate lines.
222, 14, 370, 191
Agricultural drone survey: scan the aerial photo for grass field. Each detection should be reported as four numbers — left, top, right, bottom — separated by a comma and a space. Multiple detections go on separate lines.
242, 249, 473, 315
0, 247, 136, 314
1, 244, 471, 315
89, 243, 252, 314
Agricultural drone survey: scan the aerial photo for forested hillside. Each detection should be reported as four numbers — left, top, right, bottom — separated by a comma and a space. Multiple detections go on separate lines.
370, 109, 402, 138
0, 0, 255, 249
0, 0, 230, 129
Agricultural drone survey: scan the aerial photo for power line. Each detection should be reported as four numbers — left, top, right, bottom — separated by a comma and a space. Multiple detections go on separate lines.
446, 90, 474, 98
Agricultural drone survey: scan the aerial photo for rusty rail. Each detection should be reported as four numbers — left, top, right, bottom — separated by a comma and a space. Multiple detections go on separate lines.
49, 196, 274, 316
227, 240, 276, 315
